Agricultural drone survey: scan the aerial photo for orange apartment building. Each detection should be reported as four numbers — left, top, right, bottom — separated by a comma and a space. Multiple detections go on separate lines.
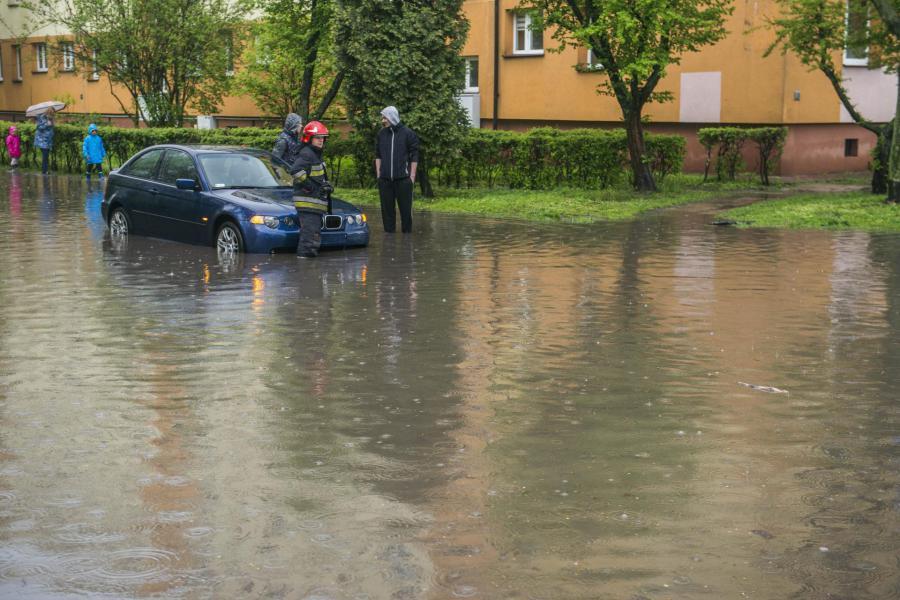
0, 0, 896, 174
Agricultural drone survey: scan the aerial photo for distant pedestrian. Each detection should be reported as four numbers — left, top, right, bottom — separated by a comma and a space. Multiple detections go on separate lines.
375, 106, 419, 233
273, 112, 304, 167
34, 108, 56, 174
82, 123, 106, 180
5, 125, 21, 168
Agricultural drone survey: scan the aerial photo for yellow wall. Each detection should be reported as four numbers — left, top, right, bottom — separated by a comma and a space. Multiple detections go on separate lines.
460, 0, 845, 125
0, 0, 866, 126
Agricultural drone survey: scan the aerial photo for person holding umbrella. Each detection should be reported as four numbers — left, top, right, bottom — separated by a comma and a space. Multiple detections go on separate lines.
34, 107, 56, 174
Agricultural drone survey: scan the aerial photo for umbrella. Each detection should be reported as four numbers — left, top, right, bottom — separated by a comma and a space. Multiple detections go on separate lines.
26, 100, 66, 118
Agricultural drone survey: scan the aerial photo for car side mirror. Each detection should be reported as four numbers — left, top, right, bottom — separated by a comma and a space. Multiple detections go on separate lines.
176, 178, 199, 191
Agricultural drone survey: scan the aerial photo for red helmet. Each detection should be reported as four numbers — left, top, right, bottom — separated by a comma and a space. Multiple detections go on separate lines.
302, 121, 329, 143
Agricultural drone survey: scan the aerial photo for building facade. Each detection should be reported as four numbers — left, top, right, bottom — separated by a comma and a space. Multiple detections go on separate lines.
1, 0, 896, 174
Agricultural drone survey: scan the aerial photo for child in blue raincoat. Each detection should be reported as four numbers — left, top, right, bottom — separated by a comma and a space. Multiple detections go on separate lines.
82, 123, 106, 180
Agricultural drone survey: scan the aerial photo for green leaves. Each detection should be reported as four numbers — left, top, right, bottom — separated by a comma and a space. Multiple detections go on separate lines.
33, 0, 244, 127
336, 0, 470, 182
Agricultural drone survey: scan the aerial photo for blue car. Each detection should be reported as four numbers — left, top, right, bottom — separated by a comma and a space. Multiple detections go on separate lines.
101, 145, 369, 254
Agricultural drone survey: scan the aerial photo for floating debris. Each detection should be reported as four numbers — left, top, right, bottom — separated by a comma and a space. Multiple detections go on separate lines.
751, 529, 775, 540
738, 382, 789, 394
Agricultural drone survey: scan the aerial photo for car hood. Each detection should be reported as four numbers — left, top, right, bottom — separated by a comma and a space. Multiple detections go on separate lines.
209, 188, 294, 213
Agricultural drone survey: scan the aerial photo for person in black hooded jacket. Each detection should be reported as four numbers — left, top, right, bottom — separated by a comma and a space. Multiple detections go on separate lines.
273, 113, 303, 166
375, 106, 419, 233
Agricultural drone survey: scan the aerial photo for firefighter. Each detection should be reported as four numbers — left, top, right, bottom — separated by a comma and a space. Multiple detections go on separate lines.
290, 121, 333, 258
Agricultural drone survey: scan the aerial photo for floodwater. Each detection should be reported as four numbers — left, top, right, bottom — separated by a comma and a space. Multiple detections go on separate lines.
0, 171, 898, 599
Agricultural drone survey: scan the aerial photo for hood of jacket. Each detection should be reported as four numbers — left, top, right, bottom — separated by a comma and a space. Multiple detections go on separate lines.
283, 113, 302, 134
381, 106, 400, 126
87, 123, 98, 134
7, 126, 15, 135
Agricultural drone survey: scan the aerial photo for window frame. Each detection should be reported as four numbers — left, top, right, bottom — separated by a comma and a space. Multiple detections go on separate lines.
34, 42, 48, 72
512, 12, 544, 56
89, 49, 100, 80
463, 56, 479, 93
61, 42, 75, 72
14, 44, 22, 80
843, 0, 869, 67
0, 46, 4, 82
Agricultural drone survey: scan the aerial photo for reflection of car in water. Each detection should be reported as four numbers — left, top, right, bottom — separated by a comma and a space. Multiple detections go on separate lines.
101, 145, 369, 254
102, 232, 370, 304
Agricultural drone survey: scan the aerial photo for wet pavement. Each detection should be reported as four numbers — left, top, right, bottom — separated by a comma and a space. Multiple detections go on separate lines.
0, 171, 898, 599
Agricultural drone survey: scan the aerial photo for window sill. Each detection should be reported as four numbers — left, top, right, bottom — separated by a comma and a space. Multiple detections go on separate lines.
32, 69, 48, 75
463, 88, 479, 94
504, 51, 545, 58
576, 63, 605, 73
843, 58, 868, 67
88, 76, 100, 82
13, 78, 23, 83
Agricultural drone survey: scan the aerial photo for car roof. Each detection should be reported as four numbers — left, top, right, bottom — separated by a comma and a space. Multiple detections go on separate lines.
143, 144, 267, 155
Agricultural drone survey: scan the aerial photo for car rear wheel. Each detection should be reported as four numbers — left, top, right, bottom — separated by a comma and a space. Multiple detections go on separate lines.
216, 221, 244, 254
109, 207, 130, 236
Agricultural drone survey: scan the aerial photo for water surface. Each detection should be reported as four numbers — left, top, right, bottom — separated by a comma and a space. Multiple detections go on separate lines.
0, 172, 898, 599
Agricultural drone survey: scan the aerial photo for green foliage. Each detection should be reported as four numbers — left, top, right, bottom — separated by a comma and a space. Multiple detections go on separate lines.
27, 0, 244, 127
0, 121, 684, 191
698, 127, 786, 185
235, 0, 343, 120
746, 127, 788, 186
335, 0, 470, 193
719, 190, 900, 230
525, 0, 732, 191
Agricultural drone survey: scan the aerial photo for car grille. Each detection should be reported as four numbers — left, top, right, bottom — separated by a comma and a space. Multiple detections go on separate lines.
323, 215, 343, 230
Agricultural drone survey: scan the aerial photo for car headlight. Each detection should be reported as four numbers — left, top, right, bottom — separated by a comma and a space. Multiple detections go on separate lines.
250, 215, 280, 229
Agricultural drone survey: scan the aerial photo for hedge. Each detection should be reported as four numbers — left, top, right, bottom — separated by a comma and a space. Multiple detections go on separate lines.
0, 120, 686, 190
698, 126, 788, 185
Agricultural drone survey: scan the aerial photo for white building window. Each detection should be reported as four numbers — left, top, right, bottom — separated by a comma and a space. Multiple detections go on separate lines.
0, 47, 3, 81
513, 12, 543, 55
90, 49, 100, 80
14, 45, 22, 80
464, 57, 478, 92
61, 42, 75, 71
586, 48, 603, 70
844, 0, 868, 66
34, 42, 48, 72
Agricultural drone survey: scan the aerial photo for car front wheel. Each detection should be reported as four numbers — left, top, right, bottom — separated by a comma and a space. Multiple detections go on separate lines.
109, 207, 130, 236
216, 221, 244, 254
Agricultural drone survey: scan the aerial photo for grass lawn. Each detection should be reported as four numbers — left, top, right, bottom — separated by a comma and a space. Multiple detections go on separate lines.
717, 191, 900, 231
338, 174, 783, 223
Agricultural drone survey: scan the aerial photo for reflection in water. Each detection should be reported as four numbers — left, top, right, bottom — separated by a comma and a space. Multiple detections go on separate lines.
0, 172, 898, 598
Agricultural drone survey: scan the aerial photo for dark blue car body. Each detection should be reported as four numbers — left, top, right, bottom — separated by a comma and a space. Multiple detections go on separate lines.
101, 144, 369, 254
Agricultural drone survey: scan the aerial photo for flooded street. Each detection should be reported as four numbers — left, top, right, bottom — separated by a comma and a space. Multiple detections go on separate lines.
0, 171, 898, 599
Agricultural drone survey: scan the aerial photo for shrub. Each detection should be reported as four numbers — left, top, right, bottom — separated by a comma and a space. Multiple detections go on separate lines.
698, 126, 787, 185
0, 120, 686, 190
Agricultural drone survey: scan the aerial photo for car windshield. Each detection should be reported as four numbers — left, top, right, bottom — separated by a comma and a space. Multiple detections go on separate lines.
198, 152, 294, 189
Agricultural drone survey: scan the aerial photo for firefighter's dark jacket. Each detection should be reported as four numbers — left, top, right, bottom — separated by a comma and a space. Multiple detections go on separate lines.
375, 123, 420, 181
290, 144, 330, 213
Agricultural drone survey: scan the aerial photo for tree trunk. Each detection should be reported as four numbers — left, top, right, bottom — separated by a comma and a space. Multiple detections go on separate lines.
890, 73, 900, 203
624, 111, 656, 192
418, 151, 434, 198
872, 121, 892, 195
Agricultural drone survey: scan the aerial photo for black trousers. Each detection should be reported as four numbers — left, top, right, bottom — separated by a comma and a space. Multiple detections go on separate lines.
40, 148, 50, 174
378, 177, 413, 233
86, 163, 103, 177
296, 209, 323, 257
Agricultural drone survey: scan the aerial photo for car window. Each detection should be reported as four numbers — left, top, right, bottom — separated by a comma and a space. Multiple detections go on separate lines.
198, 152, 294, 189
158, 150, 199, 186
122, 149, 164, 179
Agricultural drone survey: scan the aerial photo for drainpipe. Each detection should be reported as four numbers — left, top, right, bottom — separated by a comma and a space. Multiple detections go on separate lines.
492, 0, 500, 130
